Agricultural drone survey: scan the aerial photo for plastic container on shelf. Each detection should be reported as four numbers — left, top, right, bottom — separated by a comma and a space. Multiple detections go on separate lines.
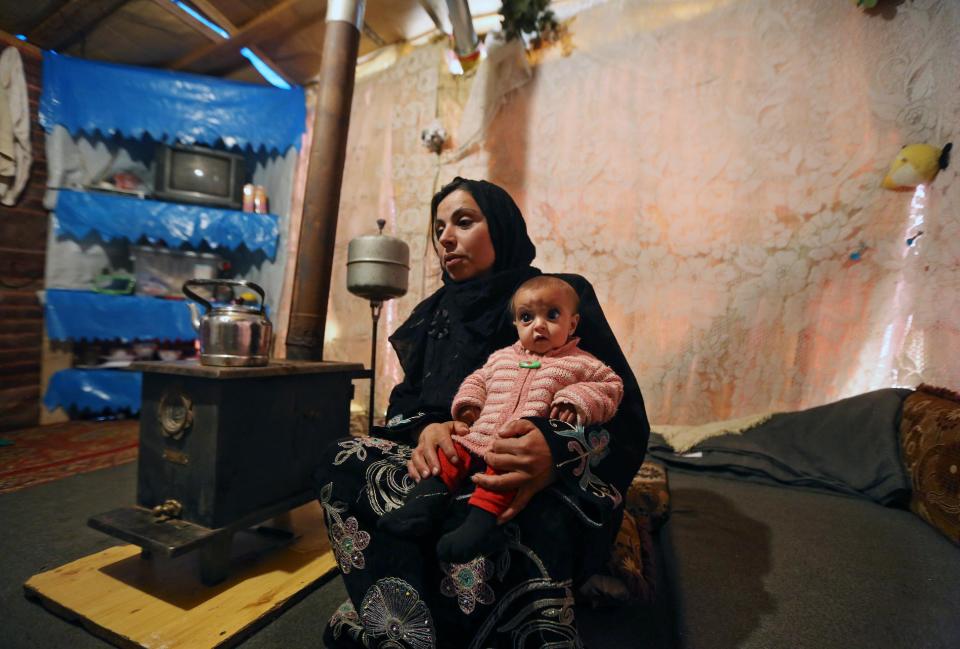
131, 246, 222, 297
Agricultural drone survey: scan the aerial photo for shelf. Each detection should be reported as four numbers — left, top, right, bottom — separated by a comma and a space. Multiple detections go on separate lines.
43, 368, 142, 414
40, 51, 306, 154
45, 289, 197, 342
54, 189, 280, 258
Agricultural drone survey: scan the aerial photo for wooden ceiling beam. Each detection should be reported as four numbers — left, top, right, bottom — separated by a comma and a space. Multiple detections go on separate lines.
184, 0, 235, 33
147, 0, 225, 41
156, 0, 296, 86
170, 0, 324, 73
26, 0, 131, 52
0, 30, 42, 59
187, 0, 296, 86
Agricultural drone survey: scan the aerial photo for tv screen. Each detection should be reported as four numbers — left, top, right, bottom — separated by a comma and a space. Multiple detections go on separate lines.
169, 150, 232, 198
154, 144, 245, 209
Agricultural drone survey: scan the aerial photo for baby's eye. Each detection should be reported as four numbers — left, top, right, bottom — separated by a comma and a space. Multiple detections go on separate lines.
519, 312, 533, 323
547, 309, 560, 320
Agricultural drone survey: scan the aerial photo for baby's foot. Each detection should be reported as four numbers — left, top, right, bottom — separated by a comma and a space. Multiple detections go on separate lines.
378, 476, 449, 537
436, 507, 501, 563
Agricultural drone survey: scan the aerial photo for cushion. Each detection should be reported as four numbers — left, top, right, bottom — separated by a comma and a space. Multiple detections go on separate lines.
579, 510, 656, 607
648, 388, 913, 504
579, 459, 666, 607
662, 470, 960, 649
626, 458, 670, 528
899, 384, 960, 545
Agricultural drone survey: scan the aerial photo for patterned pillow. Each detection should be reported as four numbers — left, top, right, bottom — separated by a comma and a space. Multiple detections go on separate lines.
626, 459, 670, 529
578, 459, 667, 607
899, 384, 960, 545
579, 510, 656, 607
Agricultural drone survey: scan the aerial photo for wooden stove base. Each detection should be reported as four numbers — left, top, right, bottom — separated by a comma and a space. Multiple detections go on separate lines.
23, 502, 337, 649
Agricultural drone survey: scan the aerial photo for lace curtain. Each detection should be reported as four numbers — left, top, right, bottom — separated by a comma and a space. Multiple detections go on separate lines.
323, 0, 960, 425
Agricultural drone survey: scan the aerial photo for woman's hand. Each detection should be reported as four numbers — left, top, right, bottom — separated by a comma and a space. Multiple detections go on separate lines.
473, 419, 557, 524
409, 421, 467, 481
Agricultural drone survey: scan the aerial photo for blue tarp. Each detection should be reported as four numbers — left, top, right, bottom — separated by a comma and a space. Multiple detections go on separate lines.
55, 190, 279, 258
44, 369, 142, 414
45, 289, 197, 342
40, 51, 305, 152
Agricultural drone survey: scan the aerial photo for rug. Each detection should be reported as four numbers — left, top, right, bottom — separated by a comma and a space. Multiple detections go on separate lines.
0, 420, 138, 495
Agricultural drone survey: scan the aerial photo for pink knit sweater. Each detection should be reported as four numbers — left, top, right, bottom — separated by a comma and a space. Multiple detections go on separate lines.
450, 337, 624, 457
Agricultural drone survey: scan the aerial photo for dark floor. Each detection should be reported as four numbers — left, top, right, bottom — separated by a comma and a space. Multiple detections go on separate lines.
0, 462, 349, 649
0, 460, 675, 648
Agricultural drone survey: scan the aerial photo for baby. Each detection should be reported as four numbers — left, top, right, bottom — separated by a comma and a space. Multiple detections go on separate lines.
379, 275, 624, 562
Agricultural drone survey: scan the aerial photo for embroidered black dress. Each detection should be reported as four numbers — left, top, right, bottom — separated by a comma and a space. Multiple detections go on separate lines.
313, 179, 650, 649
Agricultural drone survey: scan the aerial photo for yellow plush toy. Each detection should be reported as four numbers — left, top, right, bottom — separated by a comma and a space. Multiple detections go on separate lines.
882, 142, 952, 190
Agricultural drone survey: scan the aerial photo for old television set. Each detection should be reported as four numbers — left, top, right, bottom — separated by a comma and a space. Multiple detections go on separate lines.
154, 143, 245, 209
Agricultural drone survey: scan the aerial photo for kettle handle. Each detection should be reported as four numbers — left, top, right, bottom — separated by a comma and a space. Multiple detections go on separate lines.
182, 279, 267, 315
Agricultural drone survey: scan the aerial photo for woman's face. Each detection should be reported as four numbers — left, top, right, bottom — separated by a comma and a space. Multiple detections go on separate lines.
434, 189, 496, 281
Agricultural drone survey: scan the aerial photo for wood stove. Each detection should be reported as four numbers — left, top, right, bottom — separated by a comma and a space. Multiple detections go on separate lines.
88, 359, 367, 584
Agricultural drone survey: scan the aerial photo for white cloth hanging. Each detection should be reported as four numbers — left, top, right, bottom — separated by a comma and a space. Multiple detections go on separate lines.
452, 33, 532, 157
0, 46, 32, 206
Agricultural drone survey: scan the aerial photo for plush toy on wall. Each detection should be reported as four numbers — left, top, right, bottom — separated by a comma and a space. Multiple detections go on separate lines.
882, 142, 952, 190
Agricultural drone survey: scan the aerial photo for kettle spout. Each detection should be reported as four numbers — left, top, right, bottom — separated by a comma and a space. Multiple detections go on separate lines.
187, 302, 201, 331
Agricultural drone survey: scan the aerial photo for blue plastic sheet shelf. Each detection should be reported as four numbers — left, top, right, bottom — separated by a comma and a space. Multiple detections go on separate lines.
40, 51, 305, 153
55, 190, 279, 259
43, 368, 142, 415
45, 289, 197, 342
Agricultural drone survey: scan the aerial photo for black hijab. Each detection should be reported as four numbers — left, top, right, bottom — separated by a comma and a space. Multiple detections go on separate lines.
387, 178, 541, 419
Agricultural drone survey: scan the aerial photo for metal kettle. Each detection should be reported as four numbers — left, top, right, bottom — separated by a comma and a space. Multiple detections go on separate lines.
183, 279, 272, 367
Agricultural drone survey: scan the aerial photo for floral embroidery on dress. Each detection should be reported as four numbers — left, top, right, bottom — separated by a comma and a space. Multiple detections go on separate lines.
330, 599, 370, 646
551, 420, 623, 507
387, 411, 426, 428
334, 435, 400, 465
319, 482, 371, 574
440, 556, 496, 614
365, 449, 416, 517
465, 531, 582, 649
360, 577, 436, 649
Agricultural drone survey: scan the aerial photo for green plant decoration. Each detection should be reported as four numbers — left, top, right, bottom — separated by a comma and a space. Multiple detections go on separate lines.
500, 0, 559, 43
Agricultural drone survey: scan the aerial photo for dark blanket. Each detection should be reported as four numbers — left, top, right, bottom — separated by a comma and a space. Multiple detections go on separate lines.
648, 388, 913, 505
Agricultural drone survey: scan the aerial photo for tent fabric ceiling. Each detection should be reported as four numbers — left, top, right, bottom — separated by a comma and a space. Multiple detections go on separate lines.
0, 0, 502, 85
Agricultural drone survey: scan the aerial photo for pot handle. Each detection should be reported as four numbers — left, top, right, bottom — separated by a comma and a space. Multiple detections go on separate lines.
182, 279, 267, 315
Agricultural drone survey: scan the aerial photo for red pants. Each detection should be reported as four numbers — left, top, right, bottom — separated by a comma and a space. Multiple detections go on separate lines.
437, 443, 516, 516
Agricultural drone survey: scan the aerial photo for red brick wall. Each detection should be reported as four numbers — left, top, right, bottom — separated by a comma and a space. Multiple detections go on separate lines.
0, 38, 46, 432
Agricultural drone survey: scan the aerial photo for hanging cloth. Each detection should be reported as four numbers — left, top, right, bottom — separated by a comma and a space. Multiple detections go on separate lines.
0, 46, 32, 206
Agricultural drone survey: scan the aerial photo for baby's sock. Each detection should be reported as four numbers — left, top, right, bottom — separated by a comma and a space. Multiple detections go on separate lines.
378, 476, 449, 537
436, 506, 501, 563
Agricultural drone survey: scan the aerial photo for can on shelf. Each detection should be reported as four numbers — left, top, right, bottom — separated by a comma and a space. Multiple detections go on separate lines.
253, 185, 268, 214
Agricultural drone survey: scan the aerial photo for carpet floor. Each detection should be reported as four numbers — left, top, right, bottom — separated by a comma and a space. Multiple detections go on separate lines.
0, 461, 350, 649
0, 420, 139, 495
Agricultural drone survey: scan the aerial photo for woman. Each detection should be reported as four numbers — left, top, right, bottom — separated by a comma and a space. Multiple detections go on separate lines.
314, 178, 650, 648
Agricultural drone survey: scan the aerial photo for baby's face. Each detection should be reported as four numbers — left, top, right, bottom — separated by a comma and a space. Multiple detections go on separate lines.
513, 286, 579, 355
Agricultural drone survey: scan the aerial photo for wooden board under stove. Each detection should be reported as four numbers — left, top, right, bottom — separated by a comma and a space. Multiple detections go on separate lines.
24, 502, 337, 649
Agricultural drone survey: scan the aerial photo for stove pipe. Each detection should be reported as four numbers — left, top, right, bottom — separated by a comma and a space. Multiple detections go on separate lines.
285, 0, 366, 361
446, 0, 480, 60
